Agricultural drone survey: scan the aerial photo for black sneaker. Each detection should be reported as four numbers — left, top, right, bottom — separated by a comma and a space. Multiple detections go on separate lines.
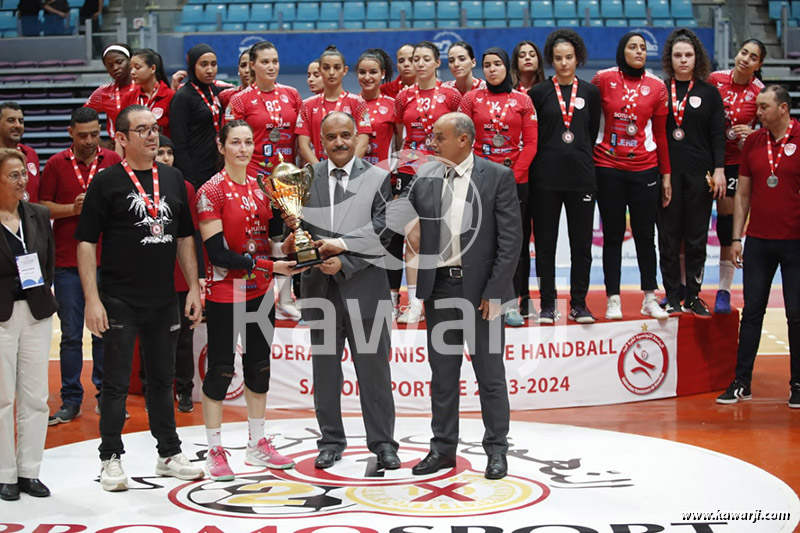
537, 307, 559, 324
568, 305, 596, 324
48, 404, 81, 426
683, 297, 712, 318
664, 300, 683, 316
177, 392, 194, 413
789, 383, 800, 409
716, 378, 752, 404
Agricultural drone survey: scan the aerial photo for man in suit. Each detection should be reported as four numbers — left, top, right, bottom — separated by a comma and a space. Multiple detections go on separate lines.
298, 111, 399, 470
393, 112, 521, 480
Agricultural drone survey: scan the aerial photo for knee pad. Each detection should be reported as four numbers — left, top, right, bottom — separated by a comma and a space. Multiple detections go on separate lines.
243, 359, 271, 394
202, 365, 235, 401
717, 215, 733, 246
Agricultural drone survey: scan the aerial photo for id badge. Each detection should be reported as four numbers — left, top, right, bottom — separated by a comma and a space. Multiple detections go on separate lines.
15, 252, 44, 289
482, 143, 492, 155
263, 144, 273, 158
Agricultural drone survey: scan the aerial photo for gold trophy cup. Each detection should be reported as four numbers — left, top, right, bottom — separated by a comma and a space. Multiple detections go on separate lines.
256, 154, 324, 268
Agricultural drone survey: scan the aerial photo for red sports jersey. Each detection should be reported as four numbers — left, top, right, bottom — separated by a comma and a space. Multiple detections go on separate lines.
173, 180, 198, 293
84, 81, 139, 137
135, 80, 175, 138
295, 92, 373, 161
738, 119, 800, 240
196, 172, 274, 303
459, 89, 538, 183
442, 77, 486, 95
394, 83, 462, 175
362, 94, 396, 167
38, 146, 121, 267
592, 67, 671, 174
218, 84, 247, 110
226, 83, 303, 177
17, 143, 40, 203
381, 75, 412, 99
709, 70, 764, 166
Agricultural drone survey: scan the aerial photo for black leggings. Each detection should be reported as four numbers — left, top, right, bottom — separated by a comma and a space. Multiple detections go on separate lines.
596, 166, 660, 295
513, 182, 531, 301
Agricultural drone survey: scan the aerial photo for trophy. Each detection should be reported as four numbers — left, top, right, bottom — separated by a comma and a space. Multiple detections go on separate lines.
256, 154, 324, 268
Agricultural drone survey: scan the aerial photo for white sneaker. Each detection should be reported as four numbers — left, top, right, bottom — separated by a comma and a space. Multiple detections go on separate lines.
156, 452, 205, 480
397, 299, 424, 324
641, 295, 669, 319
100, 454, 128, 492
605, 295, 623, 320
276, 300, 302, 321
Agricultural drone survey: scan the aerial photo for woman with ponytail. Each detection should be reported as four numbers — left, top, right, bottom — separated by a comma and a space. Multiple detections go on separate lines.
130, 48, 175, 137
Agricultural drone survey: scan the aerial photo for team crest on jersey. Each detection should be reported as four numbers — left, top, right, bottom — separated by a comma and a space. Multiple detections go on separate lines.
436, 94, 446, 103
343, 106, 352, 114
785, 143, 796, 156
641, 85, 651, 96
379, 105, 389, 114
575, 97, 586, 110
509, 99, 517, 107
197, 193, 214, 213
689, 96, 702, 108
745, 91, 755, 101
26, 162, 37, 176
281, 94, 289, 103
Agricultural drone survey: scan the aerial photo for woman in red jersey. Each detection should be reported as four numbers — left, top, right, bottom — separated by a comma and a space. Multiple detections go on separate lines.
510, 40, 546, 94
196, 120, 305, 481
130, 49, 175, 138
85, 43, 138, 140
381, 44, 416, 99
358, 49, 396, 167
306, 60, 323, 95
218, 49, 252, 110
393, 40, 462, 324
708, 39, 766, 314
444, 41, 486, 95
592, 32, 670, 321
296, 46, 372, 165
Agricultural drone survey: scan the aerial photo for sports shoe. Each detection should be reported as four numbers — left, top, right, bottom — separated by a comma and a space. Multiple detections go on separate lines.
605, 295, 623, 320
537, 307, 560, 324
714, 290, 732, 314
641, 295, 669, 320
716, 378, 752, 404
789, 383, 800, 409
683, 296, 712, 319
100, 455, 128, 492
391, 292, 401, 320
48, 403, 80, 426
660, 284, 687, 307
206, 446, 234, 481
246, 437, 295, 469
177, 392, 194, 413
505, 308, 525, 327
664, 301, 683, 316
519, 296, 534, 318
568, 305, 596, 324
276, 300, 302, 321
156, 452, 205, 480
397, 300, 424, 324
94, 404, 130, 419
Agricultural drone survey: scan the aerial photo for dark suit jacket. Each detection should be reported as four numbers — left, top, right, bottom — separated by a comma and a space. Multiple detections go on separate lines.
299, 157, 394, 320
404, 156, 522, 307
0, 201, 58, 322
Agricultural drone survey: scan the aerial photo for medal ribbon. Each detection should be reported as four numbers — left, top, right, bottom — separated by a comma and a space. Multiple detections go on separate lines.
68, 147, 100, 191
553, 77, 579, 132
321, 91, 348, 118
766, 126, 793, 179
414, 82, 441, 137
254, 87, 285, 132
138, 83, 160, 109
619, 70, 643, 122
670, 78, 695, 128
192, 83, 221, 134
486, 89, 514, 136
110, 83, 136, 136
121, 160, 160, 221
220, 169, 258, 240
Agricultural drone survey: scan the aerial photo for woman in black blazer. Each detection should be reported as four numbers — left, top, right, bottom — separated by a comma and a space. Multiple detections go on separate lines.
0, 147, 58, 501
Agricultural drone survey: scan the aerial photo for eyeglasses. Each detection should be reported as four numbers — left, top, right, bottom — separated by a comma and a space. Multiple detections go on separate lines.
123, 125, 162, 138
4, 170, 28, 182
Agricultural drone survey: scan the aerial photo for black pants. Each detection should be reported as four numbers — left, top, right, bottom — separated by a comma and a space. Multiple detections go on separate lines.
531, 188, 595, 308
387, 172, 416, 291
422, 269, 509, 457
99, 294, 181, 460
513, 182, 531, 301
139, 291, 195, 396
657, 172, 713, 302
735, 237, 800, 387
596, 166, 660, 295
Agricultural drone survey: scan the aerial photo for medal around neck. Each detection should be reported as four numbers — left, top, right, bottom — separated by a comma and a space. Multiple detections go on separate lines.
256, 154, 323, 268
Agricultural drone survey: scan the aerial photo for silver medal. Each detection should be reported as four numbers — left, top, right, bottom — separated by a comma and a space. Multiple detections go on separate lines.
562, 130, 575, 144
492, 133, 505, 148
767, 174, 779, 188
726, 128, 738, 141
672, 127, 685, 141
269, 128, 281, 143
150, 222, 163, 237
626, 122, 638, 136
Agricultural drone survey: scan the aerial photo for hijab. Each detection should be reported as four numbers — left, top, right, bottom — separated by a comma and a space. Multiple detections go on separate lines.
186, 43, 216, 87
482, 47, 514, 94
616, 32, 646, 78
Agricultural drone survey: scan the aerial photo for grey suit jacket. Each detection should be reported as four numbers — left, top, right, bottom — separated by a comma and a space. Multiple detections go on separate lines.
299, 157, 393, 321
401, 156, 522, 307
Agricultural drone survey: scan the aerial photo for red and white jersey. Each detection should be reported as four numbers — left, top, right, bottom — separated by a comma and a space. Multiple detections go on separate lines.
592, 67, 671, 174
442, 77, 486, 95
84, 81, 139, 137
218, 84, 248, 110
295, 92, 372, 161
362, 94, 396, 168
16, 143, 40, 203
394, 83, 462, 175
459, 89, 538, 183
174, 180, 198, 292
196, 172, 274, 303
708, 70, 764, 166
380, 75, 412, 99
226, 83, 303, 176
134, 80, 175, 138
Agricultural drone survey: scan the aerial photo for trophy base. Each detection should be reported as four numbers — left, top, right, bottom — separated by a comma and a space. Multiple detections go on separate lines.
292, 247, 324, 268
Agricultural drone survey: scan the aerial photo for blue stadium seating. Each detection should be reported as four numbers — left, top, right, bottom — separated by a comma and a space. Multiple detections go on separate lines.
558, 18, 580, 26
577, 0, 600, 19
390, 1, 412, 20
226, 4, 249, 22
250, 4, 273, 21
484, 1, 506, 18
245, 22, 268, 31
439, 19, 460, 27
343, 20, 364, 28
461, 1, 483, 19
173, 24, 196, 32
344, 1, 366, 19
389, 20, 405, 27
180, 5, 203, 25
293, 21, 316, 29
67, 0, 82, 6
793, 1, 800, 18
671, 0, 693, 18
274, 2, 297, 22
197, 23, 218, 31
186, 0, 203, 3
554, 0, 577, 18
533, 18, 556, 26
319, 2, 342, 21
270, 21, 293, 30
296, 2, 319, 21
624, 0, 646, 18
466, 19, 483, 26
628, 18, 647, 25
2, 0, 17, 9
229, 0, 251, 3
584, 18, 604, 26
366, 1, 389, 20
438, 0, 460, 19
677, 18, 698, 26
202, 4, 226, 24
531, 0, 554, 18
365, 20, 388, 28
652, 17, 675, 26
507, 1, 530, 20
485, 19, 507, 26
316, 20, 339, 29
508, 18, 528, 26
413, 19, 435, 27
648, 0, 670, 19
413, 1, 436, 19
605, 18, 627, 26
222, 22, 244, 31
600, 0, 623, 18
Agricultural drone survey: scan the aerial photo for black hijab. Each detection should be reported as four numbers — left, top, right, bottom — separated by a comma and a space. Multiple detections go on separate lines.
482, 47, 514, 94
186, 43, 216, 87
616, 32, 646, 78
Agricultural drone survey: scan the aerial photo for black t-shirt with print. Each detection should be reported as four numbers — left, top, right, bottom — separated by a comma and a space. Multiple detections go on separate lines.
75, 161, 194, 308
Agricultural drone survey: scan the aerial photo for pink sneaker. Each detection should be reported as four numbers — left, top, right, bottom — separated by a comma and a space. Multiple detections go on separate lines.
246, 437, 295, 469
206, 446, 234, 481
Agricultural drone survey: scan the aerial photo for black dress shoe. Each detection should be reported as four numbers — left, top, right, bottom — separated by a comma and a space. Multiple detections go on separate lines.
314, 449, 342, 469
0, 482, 20, 501
18, 477, 50, 497
376, 449, 401, 470
412, 450, 456, 475
485, 453, 507, 480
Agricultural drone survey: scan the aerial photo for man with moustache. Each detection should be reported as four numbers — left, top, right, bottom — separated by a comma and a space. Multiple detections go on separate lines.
0, 102, 40, 202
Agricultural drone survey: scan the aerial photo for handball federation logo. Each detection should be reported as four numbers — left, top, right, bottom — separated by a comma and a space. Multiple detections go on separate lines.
617, 328, 669, 395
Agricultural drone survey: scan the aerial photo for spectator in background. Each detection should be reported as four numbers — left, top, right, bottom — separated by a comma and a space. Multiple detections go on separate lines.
79, 0, 103, 56
43, 0, 70, 35
38, 107, 121, 425
0, 102, 40, 203
16, 0, 41, 36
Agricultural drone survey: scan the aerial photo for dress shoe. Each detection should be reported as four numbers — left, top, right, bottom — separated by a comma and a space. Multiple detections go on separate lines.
485, 453, 508, 480
412, 451, 456, 475
18, 477, 50, 497
0, 482, 20, 501
376, 449, 401, 470
314, 449, 341, 469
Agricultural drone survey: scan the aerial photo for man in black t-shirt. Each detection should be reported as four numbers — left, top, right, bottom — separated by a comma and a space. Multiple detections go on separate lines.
75, 105, 204, 492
